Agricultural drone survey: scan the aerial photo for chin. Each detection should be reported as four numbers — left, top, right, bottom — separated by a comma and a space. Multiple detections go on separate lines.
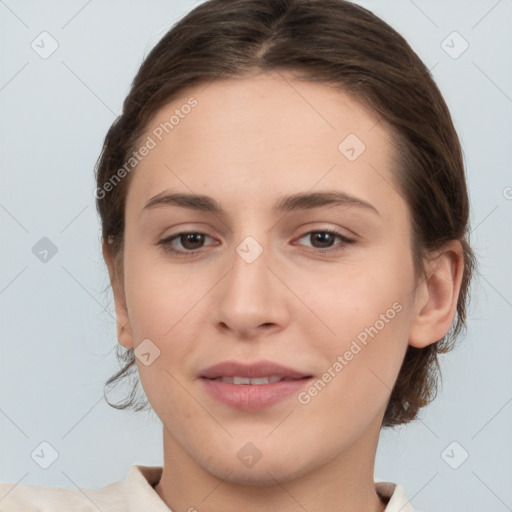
199, 450, 313, 487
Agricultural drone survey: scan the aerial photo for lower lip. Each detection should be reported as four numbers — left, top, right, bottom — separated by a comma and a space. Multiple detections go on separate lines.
201, 377, 312, 410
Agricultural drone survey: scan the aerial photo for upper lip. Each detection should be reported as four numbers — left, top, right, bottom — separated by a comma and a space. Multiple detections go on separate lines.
200, 360, 311, 379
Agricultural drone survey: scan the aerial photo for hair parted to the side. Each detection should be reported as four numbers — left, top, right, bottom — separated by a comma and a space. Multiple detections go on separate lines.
95, 0, 475, 427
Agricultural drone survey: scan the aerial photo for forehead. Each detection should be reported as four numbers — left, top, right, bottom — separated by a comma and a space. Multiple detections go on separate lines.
126, 71, 403, 221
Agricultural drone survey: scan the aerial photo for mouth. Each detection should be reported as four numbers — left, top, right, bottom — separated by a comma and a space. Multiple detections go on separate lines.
199, 360, 313, 410
205, 375, 307, 385
200, 359, 310, 380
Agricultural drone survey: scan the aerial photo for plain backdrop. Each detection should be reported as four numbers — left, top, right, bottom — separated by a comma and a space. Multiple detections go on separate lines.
0, 1, 511, 510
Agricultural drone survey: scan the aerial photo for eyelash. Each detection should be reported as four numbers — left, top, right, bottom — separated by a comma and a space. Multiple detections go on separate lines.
157, 229, 355, 258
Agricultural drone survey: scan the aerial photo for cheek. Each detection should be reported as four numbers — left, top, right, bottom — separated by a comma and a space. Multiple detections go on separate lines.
123, 241, 206, 339
298, 251, 414, 388
298, 297, 411, 437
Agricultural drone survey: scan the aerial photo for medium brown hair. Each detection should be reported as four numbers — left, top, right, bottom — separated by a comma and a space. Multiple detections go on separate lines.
95, 0, 475, 427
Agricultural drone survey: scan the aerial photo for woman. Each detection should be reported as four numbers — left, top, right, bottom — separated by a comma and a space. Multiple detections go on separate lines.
0, 0, 475, 510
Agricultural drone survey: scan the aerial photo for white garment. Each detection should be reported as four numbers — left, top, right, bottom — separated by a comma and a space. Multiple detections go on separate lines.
0, 465, 416, 511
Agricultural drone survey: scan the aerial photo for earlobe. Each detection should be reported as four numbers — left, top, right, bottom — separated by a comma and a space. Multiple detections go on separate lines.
102, 239, 134, 349
408, 241, 465, 349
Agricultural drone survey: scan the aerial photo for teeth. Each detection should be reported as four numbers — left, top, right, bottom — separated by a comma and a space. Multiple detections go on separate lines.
233, 376, 251, 385
216, 375, 284, 385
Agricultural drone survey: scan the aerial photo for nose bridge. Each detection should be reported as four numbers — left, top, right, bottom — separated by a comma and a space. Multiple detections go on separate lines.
228, 233, 272, 303
214, 231, 287, 335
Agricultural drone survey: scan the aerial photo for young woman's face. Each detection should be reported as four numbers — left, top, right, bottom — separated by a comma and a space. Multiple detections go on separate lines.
116, 71, 423, 483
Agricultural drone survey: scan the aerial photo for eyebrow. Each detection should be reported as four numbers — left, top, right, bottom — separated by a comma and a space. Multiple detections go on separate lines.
141, 190, 380, 217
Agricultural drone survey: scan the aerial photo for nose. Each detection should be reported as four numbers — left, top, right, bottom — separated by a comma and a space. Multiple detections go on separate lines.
213, 239, 290, 340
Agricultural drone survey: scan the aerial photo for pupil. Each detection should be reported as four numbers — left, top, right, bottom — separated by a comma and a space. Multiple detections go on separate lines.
182, 233, 204, 249
313, 232, 333, 248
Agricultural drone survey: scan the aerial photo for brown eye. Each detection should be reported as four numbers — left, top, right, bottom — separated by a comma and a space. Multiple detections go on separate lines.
309, 232, 337, 248
296, 230, 354, 253
177, 233, 206, 250
158, 232, 214, 256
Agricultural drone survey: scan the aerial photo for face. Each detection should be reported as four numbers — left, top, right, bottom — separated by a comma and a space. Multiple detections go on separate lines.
111, 71, 424, 484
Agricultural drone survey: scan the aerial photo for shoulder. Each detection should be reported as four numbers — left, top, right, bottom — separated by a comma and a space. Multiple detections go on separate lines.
375, 481, 418, 512
0, 478, 125, 511
0, 465, 165, 512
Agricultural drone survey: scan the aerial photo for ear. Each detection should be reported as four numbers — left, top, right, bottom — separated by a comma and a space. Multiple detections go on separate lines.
102, 239, 134, 349
409, 240, 465, 348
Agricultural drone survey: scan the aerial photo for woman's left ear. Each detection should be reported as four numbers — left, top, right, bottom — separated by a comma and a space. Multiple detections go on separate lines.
408, 240, 465, 348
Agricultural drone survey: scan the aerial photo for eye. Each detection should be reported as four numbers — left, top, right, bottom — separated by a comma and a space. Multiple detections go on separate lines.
158, 229, 355, 258
158, 232, 215, 257
295, 229, 354, 253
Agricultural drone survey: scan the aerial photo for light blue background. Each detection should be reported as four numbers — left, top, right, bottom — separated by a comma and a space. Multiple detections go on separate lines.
1, 1, 511, 510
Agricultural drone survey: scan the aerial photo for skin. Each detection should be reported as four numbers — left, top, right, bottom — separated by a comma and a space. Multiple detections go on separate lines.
103, 70, 464, 512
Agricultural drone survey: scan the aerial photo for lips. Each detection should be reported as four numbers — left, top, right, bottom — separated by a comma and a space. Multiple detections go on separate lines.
200, 360, 310, 380
200, 360, 312, 410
